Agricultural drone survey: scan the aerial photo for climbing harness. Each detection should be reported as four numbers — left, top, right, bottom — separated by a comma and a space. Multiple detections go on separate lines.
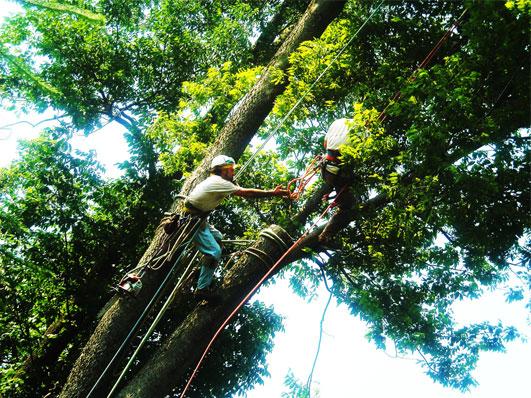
94, 189, 284, 396
149, 213, 204, 270
111, 206, 206, 296
110, 214, 199, 301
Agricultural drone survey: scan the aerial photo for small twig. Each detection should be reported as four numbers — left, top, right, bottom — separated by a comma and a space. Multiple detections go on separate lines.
0, 114, 68, 131
416, 348, 435, 372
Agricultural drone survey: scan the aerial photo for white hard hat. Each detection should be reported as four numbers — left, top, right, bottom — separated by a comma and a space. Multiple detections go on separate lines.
210, 155, 236, 171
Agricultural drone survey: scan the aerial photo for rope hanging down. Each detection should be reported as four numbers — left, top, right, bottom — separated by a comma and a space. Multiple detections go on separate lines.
235, 0, 386, 180
306, 290, 332, 397
106, 249, 201, 398
304, 254, 335, 396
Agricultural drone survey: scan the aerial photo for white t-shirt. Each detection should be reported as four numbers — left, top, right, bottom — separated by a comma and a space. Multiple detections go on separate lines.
187, 175, 240, 212
325, 118, 353, 150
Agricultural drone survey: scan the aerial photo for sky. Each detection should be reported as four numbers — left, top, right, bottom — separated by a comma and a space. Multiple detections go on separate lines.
251, 278, 530, 398
1, 3, 530, 398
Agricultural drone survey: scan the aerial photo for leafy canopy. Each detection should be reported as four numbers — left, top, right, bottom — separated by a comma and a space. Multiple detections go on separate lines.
0, 0, 529, 396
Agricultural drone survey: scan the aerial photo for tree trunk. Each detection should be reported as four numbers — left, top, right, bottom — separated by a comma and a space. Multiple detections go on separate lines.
250, 0, 312, 66
58, 1, 346, 397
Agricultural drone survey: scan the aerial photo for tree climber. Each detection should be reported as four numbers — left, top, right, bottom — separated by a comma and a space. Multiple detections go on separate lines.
318, 118, 359, 249
184, 155, 290, 301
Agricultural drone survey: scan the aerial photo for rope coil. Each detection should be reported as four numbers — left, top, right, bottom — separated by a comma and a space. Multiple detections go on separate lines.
259, 227, 290, 251
244, 247, 275, 270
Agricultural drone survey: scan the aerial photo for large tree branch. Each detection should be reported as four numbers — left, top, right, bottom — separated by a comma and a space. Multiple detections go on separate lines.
17, 0, 106, 23
0, 114, 69, 136
250, 0, 312, 66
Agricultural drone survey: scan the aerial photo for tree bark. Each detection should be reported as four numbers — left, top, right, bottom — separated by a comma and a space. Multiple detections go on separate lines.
58, 1, 346, 397
250, 0, 312, 66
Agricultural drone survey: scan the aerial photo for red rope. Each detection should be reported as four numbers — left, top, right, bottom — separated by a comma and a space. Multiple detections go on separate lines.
376, 8, 468, 123
287, 155, 322, 200
179, 187, 344, 397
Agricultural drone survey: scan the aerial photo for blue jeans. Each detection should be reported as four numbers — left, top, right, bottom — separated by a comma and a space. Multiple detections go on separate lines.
193, 223, 223, 289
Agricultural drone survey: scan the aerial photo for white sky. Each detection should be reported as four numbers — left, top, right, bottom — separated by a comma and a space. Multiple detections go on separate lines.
1, 3, 530, 398
0, 108, 129, 177
251, 277, 531, 398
